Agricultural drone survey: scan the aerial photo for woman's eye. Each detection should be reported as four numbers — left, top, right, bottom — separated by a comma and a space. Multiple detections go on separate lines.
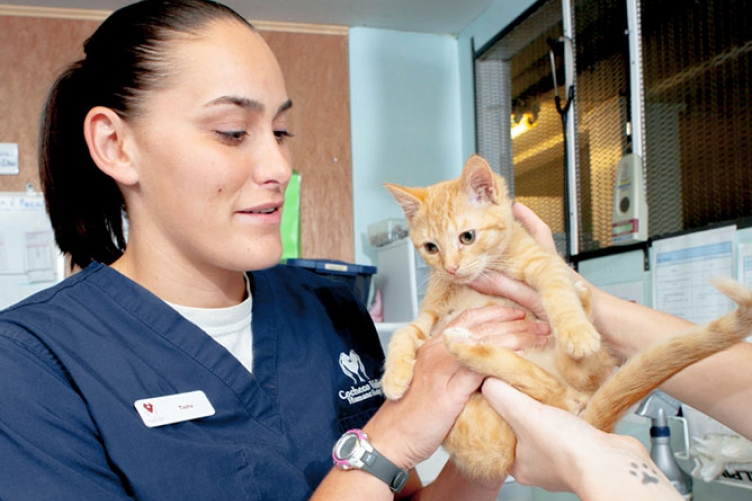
424, 242, 439, 254
274, 130, 294, 143
216, 130, 248, 143
459, 230, 475, 245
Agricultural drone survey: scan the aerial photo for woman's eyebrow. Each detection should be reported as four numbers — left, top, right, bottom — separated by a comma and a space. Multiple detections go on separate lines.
205, 95, 264, 112
277, 99, 293, 115
204, 96, 292, 118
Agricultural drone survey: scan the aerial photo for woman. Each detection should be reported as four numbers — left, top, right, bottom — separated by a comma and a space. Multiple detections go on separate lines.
0, 1, 545, 499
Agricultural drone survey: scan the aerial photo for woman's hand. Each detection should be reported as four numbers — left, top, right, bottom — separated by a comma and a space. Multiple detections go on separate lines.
482, 378, 684, 500
482, 377, 604, 491
471, 274, 548, 322
513, 202, 557, 253
367, 305, 549, 471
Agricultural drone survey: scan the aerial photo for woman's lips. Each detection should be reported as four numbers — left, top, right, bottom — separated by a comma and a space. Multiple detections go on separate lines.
236, 202, 283, 223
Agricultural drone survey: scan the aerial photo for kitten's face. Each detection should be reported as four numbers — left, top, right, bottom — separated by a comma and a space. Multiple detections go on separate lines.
385, 155, 514, 285
410, 185, 511, 284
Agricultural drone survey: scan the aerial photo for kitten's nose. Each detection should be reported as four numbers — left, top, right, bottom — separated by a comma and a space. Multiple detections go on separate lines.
445, 265, 458, 275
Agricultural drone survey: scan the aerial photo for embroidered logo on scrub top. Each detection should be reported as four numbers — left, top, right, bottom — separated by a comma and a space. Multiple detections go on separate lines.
337, 349, 383, 404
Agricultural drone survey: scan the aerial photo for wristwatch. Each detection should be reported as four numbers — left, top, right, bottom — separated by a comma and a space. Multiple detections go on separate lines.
332, 429, 409, 493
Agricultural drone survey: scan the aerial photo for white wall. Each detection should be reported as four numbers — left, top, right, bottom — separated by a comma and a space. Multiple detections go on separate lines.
348, 28, 464, 266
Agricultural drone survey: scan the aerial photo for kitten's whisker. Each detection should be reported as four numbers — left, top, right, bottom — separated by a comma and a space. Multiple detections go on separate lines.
417, 272, 432, 292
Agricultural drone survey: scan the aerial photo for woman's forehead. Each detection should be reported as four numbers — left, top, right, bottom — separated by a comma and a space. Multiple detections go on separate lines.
169, 20, 268, 71
159, 20, 288, 106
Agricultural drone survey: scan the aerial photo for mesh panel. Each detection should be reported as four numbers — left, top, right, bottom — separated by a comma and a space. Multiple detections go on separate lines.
510, 20, 568, 238
571, 0, 631, 252
642, 0, 752, 236
475, 0, 631, 255
475, 0, 569, 255
475, 59, 514, 185
475, 0, 751, 257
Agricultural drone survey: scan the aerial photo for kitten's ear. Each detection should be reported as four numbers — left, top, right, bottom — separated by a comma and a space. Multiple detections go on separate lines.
462, 155, 506, 204
384, 183, 425, 221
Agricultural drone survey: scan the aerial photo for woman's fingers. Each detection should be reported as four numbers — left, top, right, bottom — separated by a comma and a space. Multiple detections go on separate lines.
513, 202, 557, 253
470, 274, 548, 321
469, 319, 549, 349
443, 304, 549, 350
446, 304, 526, 328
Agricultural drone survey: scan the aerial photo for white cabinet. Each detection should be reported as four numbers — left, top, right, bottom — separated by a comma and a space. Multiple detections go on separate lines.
375, 238, 428, 323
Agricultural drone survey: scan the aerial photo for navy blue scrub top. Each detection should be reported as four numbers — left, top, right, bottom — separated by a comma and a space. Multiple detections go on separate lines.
0, 262, 385, 500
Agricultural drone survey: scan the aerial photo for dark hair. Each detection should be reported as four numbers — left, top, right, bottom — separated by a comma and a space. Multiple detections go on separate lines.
39, 0, 253, 270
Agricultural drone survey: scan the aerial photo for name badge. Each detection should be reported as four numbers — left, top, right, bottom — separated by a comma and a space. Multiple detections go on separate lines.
134, 390, 215, 428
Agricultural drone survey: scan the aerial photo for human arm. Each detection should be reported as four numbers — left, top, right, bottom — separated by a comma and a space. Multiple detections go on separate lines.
478, 201, 752, 440
588, 284, 752, 439
481, 378, 684, 500
311, 304, 549, 500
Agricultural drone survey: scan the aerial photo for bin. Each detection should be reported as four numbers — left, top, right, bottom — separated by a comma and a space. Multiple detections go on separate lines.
285, 258, 377, 306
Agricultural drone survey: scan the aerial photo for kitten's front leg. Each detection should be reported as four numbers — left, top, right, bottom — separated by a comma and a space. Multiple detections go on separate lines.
542, 289, 601, 358
522, 252, 601, 358
382, 311, 437, 400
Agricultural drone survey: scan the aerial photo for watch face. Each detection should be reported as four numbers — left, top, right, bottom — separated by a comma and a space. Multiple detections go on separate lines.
334, 433, 359, 461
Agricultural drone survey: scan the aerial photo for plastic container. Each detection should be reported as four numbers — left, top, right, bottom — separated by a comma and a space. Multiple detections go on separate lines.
285, 258, 377, 306
368, 219, 409, 247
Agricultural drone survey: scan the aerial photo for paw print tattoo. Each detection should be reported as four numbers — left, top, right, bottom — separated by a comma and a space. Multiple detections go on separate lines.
629, 461, 660, 485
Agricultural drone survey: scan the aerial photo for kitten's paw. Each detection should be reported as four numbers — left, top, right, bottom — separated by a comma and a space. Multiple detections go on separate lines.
443, 329, 503, 377
442, 328, 477, 363
557, 321, 601, 358
381, 362, 415, 401
443, 327, 474, 346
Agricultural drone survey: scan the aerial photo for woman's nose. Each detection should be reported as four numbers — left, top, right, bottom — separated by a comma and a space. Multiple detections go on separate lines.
254, 135, 292, 187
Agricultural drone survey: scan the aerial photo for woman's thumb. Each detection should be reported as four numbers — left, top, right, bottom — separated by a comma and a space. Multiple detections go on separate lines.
482, 378, 537, 427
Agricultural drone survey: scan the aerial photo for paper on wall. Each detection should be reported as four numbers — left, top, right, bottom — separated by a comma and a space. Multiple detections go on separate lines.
651, 226, 736, 324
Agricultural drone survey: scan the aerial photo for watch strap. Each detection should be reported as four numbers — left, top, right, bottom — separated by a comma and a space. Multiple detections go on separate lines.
359, 448, 410, 493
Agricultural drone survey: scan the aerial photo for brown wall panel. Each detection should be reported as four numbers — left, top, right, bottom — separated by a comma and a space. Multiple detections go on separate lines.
0, 15, 353, 262
0, 16, 99, 192
261, 30, 353, 262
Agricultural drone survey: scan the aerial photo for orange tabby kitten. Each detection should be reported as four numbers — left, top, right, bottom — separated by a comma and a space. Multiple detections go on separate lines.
381, 154, 752, 482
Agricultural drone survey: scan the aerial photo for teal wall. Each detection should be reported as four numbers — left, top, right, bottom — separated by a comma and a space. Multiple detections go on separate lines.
349, 28, 463, 265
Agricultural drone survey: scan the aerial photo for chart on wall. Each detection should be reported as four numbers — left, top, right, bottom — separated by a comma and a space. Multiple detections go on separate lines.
650, 226, 736, 325
0, 191, 63, 309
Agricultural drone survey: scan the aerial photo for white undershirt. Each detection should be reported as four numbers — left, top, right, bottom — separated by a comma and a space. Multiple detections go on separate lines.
167, 286, 253, 373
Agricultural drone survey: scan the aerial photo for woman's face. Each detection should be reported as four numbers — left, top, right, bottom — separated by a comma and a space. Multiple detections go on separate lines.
125, 19, 292, 276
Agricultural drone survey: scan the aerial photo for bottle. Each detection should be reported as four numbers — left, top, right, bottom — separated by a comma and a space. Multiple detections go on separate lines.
637, 392, 693, 499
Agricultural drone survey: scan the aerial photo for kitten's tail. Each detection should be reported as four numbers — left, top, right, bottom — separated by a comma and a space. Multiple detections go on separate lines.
583, 278, 752, 432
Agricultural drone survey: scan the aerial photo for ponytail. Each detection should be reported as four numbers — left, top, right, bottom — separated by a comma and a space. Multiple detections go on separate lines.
39, 62, 126, 270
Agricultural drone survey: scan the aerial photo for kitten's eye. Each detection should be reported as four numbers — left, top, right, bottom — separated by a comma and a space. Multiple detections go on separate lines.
424, 242, 439, 254
459, 230, 476, 245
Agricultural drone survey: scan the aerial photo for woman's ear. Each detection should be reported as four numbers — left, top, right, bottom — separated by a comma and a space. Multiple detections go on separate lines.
83, 106, 139, 186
